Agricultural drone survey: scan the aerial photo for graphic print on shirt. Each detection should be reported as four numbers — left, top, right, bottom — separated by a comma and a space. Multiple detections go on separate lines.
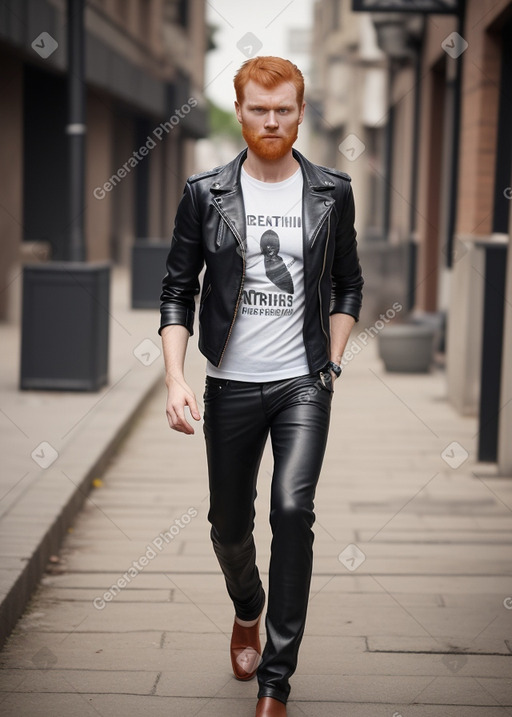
240, 219, 300, 318
260, 230, 294, 294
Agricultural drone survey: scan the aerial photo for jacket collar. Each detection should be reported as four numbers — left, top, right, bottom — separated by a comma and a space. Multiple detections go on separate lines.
208, 148, 335, 194
208, 148, 336, 250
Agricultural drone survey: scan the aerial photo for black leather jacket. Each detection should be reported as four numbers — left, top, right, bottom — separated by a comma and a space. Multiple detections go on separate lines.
159, 148, 363, 373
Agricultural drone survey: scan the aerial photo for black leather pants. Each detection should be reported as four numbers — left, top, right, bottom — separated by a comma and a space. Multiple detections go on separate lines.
203, 371, 333, 704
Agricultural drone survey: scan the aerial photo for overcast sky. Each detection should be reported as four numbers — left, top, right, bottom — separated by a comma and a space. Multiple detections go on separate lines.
204, 0, 315, 111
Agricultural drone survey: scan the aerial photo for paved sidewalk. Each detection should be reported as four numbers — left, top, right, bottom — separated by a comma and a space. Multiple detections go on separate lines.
0, 267, 164, 647
1, 323, 512, 716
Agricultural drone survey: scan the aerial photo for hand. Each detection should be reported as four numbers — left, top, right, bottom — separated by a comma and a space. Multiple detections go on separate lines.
165, 377, 201, 435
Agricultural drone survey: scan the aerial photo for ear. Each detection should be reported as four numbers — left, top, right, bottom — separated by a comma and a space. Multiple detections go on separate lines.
298, 101, 306, 126
234, 100, 243, 125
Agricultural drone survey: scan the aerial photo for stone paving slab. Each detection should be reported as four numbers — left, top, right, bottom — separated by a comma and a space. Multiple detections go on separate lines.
320, 573, 512, 594
290, 673, 510, 705
367, 635, 512, 655
14, 601, 228, 634
0, 669, 158, 694
294, 706, 510, 717
0, 694, 212, 717
356, 528, 512, 543
40, 571, 229, 594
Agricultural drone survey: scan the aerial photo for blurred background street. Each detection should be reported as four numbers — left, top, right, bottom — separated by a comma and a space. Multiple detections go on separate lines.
1, 0, 511, 714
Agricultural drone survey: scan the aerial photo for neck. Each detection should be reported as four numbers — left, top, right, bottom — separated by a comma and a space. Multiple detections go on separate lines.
243, 149, 299, 183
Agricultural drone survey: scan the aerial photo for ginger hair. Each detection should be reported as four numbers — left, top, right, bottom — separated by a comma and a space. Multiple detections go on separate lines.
234, 56, 304, 107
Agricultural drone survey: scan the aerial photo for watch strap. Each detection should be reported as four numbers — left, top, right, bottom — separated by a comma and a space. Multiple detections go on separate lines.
327, 361, 342, 377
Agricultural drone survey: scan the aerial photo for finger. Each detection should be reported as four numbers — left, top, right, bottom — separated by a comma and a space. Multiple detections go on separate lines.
166, 404, 188, 433
186, 394, 201, 421
167, 413, 192, 434
173, 404, 194, 435
166, 404, 177, 428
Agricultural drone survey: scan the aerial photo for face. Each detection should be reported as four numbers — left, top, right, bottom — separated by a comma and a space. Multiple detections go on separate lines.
235, 79, 305, 161
260, 230, 279, 257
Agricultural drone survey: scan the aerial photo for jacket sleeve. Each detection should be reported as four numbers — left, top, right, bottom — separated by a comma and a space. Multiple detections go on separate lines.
158, 181, 204, 336
330, 182, 364, 321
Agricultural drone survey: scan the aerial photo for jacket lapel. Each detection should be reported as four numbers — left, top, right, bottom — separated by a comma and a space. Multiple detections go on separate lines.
208, 148, 335, 251
294, 150, 335, 250
209, 150, 247, 248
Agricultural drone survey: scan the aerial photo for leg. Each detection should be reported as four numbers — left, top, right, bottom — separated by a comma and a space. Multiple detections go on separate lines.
203, 378, 269, 621
257, 376, 332, 703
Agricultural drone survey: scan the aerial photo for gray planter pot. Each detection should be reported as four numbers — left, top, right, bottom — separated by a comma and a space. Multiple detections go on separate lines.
408, 310, 446, 353
378, 324, 436, 373
20, 263, 110, 391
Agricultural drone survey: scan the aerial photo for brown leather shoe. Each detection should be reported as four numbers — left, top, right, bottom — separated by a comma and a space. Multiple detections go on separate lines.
255, 697, 287, 716
230, 614, 262, 680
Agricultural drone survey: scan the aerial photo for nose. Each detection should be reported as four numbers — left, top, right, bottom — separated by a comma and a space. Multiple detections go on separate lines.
265, 111, 279, 128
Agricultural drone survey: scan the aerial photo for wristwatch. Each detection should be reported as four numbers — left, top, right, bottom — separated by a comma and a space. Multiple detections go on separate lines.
327, 361, 342, 378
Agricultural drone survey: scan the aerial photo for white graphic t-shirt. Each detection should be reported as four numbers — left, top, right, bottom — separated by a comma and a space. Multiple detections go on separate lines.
206, 165, 309, 382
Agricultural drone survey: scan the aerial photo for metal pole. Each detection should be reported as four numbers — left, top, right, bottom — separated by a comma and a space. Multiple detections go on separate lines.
408, 28, 424, 238
67, 0, 86, 262
406, 25, 425, 311
445, 0, 466, 268
382, 58, 395, 242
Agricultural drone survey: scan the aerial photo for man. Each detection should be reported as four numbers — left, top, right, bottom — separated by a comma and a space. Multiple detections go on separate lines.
159, 56, 363, 717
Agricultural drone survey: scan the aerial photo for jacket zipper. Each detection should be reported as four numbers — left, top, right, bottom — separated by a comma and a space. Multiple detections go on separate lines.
318, 213, 331, 356
213, 202, 246, 366
303, 206, 332, 370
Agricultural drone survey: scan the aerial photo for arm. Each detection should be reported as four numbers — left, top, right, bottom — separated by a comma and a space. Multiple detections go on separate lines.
329, 182, 363, 383
159, 181, 204, 434
159, 181, 204, 336
161, 324, 201, 435
330, 183, 364, 320
330, 312, 356, 368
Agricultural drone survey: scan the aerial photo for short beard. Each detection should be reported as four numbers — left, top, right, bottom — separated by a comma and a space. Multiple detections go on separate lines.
242, 125, 298, 161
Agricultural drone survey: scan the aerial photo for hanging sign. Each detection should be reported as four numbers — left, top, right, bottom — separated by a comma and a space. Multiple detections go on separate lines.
352, 0, 460, 13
